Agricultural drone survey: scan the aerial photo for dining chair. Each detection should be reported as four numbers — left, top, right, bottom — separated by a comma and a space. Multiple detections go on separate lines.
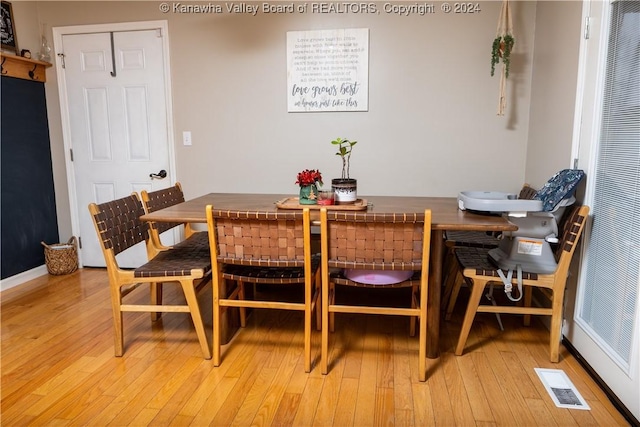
205, 206, 321, 372
140, 182, 208, 250
442, 183, 538, 318
320, 209, 432, 381
141, 183, 210, 319
452, 205, 589, 362
89, 193, 212, 359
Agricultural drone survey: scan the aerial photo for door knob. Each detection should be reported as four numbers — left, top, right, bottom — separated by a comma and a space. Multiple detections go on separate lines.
150, 169, 167, 179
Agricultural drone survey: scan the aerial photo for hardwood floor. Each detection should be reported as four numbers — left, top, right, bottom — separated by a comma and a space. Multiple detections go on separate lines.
1, 268, 629, 426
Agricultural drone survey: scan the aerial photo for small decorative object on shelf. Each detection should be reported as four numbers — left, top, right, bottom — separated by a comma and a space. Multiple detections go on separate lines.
296, 169, 323, 205
38, 23, 51, 62
330, 137, 358, 204
317, 189, 335, 206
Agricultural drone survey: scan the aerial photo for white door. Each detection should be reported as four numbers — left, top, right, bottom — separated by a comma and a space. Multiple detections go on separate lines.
566, 0, 639, 421
55, 23, 175, 268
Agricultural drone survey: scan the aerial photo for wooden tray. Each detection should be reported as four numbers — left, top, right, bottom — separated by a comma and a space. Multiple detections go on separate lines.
276, 197, 368, 211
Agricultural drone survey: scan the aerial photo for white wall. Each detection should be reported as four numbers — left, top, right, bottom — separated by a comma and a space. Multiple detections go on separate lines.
525, 0, 583, 188
30, 1, 543, 241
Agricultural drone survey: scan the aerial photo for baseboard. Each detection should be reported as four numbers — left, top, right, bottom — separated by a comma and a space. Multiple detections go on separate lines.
563, 337, 640, 427
0, 265, 48, 292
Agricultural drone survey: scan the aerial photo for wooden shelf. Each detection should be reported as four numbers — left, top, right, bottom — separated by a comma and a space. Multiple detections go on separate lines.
1, 53, 52, 83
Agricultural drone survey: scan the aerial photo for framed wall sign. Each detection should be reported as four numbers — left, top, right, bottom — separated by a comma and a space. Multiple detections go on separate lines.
287, 28, 369, 112
1, 1, 18, 54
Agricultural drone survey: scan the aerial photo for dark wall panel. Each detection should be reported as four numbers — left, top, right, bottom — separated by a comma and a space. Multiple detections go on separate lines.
1, 76, 59, 279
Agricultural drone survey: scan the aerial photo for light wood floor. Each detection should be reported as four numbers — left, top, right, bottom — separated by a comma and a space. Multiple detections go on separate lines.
1, 268, 630, 426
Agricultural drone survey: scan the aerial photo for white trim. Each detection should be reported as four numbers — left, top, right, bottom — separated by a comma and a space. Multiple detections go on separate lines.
0, 265, 49, 292
569, 0, 591, 167
570, 0, 610, 177
52, 21, 176, 267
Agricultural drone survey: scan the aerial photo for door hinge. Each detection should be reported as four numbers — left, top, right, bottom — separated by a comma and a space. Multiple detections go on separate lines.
70, 148, 74, 161
584, 16, 591, 40
57, 53, 66, 68
78, 236, 82, 249
573, 158, 579, 169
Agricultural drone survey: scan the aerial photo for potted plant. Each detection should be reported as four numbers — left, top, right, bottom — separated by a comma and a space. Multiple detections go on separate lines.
492, 0, 515, 116
330, 137, 358, 204
296, 169, 323, 205
490, 33, 515, 78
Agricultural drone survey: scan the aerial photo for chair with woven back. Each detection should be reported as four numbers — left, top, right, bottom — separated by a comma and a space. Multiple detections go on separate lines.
452, 204, 589, 362
88, 193, 212, 359
319, 209, 432, 381
205, 206, 321, 372
140, 182, 208, 250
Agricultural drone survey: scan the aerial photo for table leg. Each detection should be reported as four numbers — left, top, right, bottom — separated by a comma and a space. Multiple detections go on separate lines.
427, 230, 444, 359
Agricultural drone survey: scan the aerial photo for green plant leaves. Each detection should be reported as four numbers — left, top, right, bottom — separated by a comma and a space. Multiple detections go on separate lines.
490, 34, 515, 78
331, 137, 357, 179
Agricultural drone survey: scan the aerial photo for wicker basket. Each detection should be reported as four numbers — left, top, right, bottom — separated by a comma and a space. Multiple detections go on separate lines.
41, 236, 78, 275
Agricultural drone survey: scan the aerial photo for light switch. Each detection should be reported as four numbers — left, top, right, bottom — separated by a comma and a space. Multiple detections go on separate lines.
183, 131, 192, 146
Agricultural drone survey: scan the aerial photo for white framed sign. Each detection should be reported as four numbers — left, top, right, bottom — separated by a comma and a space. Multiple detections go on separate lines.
287, 28, 369, 112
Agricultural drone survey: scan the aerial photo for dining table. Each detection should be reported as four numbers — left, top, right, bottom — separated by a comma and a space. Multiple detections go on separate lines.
140, 192, 517, 359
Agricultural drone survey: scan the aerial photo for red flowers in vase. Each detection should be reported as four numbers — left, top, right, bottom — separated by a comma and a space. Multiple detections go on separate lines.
295, 169, 323, 187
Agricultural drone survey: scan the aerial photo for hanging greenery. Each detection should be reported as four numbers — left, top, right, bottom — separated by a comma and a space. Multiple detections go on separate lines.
491, 34, 515, 78
492, 0, 515, 116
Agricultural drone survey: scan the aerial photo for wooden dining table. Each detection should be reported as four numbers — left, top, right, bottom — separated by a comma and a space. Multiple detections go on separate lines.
140, 192, 517, 358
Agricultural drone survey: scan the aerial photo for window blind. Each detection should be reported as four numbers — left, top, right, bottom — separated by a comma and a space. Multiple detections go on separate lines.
579, 0, 640, 367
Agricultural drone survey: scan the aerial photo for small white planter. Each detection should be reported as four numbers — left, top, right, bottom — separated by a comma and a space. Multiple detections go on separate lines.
332, 178, 357, 204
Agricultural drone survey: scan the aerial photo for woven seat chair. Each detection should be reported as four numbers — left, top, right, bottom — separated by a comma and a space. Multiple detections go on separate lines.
320, 209, 432, 381
140, 182, 208, 250
206, 206, 321, 372
442, 183, 538, 317
452, 205, 589, 362
140, 183, 209, 319
89, 194, 212, 359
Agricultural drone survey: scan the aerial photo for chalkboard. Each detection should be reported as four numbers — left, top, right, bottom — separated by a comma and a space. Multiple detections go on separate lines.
1, 75, 59, 279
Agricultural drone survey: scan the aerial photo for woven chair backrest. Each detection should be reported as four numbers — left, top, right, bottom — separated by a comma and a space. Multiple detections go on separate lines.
92, 194, 149, 257
324, 211, 427, 271
518, 184, 538, 200
141, 184, 186, 234
210, 209, 308, 268
554, 205, 589, 264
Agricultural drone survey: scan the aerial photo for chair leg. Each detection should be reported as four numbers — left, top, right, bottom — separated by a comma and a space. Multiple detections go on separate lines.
150, 282, 163, 321
454, 278, 487, 356
523, 286, 533, 326
238, 281, 247, 328
180, 280, 212, 360
315, 273, 322, 331
321, 277, 330, 375
418, 282, 428, 382
549, 287, 563, 363
409, 283, 418, 337
329, 282, 336, 333
213, 279, 222, 366
112, 286, 125, 357
304, 278, 312, 373
445, 270, 464, 321
441, 248, 458, 310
